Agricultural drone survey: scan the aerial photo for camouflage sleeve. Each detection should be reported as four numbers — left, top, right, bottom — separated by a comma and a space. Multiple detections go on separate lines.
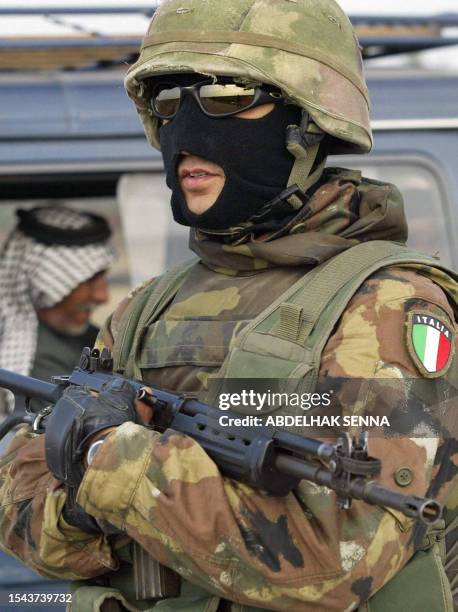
320, 266, 456, 380
0, 428, 118, 580
75, 269, 457, 610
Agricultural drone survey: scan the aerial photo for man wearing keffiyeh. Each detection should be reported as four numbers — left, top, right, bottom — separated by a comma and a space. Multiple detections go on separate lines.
0, 205, 114, 416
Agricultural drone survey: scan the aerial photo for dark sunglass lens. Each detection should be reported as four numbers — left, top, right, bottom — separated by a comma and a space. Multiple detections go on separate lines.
199, 84, 256, 115
152, 84, 181, 118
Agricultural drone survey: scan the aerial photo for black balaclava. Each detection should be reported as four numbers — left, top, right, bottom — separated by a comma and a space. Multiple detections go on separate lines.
159, 96, 302, 230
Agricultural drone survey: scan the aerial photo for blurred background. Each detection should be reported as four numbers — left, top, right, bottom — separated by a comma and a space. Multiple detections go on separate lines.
0, 0, 457, 607
0, 0, 457, 326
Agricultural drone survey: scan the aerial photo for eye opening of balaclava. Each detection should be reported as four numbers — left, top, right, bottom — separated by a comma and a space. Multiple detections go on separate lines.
159, 81, 306, 231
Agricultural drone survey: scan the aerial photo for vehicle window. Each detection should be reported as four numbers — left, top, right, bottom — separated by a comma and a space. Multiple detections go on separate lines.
0, 196, 130, 327
117, 173, 190, 285
332, 157, 454, 267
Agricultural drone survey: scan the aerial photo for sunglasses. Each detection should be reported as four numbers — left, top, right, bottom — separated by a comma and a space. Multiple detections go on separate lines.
149, 79, 285, 120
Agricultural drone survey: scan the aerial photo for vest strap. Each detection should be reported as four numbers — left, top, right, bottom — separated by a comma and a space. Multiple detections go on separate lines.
274, 241, 443, 345
113, 258, 197, 378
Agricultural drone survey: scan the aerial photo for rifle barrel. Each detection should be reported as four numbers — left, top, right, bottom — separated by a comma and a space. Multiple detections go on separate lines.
275, 454, 441, 524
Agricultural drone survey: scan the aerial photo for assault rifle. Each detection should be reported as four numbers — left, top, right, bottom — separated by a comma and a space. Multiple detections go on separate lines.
0, 347, 442, 525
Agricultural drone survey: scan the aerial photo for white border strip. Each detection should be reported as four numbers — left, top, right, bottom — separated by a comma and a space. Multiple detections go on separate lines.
372, 118, 458, 131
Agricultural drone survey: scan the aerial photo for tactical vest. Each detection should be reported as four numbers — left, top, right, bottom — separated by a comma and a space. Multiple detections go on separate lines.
71, 241, 458, 612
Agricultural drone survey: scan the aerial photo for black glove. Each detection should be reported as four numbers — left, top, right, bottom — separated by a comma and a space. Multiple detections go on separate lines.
45, 377, 140, 488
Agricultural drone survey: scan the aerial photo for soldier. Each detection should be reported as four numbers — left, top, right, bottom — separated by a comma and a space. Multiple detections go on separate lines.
0, 1, 456, 611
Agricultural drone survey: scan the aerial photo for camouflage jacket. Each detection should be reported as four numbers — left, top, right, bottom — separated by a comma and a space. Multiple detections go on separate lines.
0, 169, 456, 611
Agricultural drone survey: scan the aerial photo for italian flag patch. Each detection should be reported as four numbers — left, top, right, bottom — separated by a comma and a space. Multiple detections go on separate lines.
408, 312, 454, 377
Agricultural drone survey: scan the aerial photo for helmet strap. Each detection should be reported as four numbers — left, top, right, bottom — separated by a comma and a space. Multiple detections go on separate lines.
286, 111, 326, 209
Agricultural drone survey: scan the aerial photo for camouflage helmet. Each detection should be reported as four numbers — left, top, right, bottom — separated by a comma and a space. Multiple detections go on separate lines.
125, 0, 372, 155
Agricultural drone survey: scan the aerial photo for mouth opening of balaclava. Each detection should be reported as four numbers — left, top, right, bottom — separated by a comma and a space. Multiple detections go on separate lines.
159, 95, 302, 230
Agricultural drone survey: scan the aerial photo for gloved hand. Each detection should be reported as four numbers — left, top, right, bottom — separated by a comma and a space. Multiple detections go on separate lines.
45, 377, 140, 488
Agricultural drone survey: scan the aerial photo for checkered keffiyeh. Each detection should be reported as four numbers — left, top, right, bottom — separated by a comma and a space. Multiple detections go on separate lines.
0, 206, 114, 414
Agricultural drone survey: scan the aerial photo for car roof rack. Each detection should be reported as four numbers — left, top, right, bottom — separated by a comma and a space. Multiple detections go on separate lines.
0, 8, 457, 70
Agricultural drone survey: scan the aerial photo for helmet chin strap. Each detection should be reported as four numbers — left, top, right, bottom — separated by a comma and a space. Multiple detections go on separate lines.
235, 111, 327, 225
285, 110, 326, 209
